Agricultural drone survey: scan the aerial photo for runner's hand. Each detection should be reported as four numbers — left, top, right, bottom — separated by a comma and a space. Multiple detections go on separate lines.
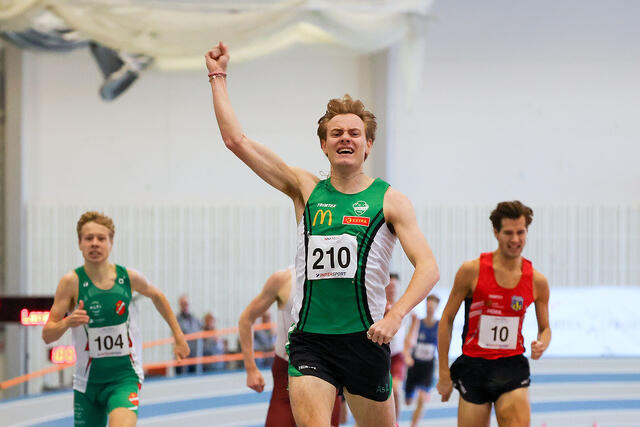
174, 337, 190, 360
246, 366, 265, 393
404, 353, 415, 367
367, 309, 402, 345
436, 371, 453, 402
530, 340, 546, 360
205, 41, 229, 74
65, 300, 89, 327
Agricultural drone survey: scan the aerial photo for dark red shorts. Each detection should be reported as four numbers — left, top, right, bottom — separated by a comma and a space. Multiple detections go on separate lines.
390, 353, 406, 381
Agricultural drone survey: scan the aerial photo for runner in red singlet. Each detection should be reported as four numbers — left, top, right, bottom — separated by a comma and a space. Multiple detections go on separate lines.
437, 201, 551, 427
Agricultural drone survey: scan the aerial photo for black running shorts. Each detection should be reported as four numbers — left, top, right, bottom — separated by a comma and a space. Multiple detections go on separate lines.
287, 330, 392, 402
450, 354, 530, 404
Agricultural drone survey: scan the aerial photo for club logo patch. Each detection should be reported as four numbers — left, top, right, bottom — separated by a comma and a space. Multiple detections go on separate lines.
88, 301, 102, 316
115, 300, 126, 316
511, 295, 524, 311
128, 392, 139, 406
352, 201, 369, 215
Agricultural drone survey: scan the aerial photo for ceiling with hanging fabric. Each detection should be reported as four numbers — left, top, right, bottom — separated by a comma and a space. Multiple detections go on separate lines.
0, 0, 435, 69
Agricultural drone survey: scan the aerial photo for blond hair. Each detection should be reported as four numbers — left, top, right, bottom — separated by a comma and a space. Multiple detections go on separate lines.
317, 94, 377, 144
76, 211, 115, 240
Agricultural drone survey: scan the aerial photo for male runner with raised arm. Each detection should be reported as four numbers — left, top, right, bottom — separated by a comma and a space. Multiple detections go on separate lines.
206, 42, 439, 426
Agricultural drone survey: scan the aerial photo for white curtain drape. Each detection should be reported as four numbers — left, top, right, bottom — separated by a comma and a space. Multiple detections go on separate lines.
0, 0, 434, 69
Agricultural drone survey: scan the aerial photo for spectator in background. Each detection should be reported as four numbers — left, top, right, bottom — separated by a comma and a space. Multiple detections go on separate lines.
176, 294, 202, 374
253, 312, 275, 368
202, 312, 224, 371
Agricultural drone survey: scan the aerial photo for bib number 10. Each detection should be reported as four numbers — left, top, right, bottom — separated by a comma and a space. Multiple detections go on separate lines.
478, 315, 519, 350
307, 234, 357, 280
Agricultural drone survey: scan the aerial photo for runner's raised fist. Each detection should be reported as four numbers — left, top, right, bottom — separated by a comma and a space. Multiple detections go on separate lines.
205, 41, 229, 74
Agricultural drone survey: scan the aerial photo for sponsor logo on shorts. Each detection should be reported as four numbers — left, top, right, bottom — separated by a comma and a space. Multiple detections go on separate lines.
128, 392, 139, 406
376, 383, 390, 394
342, 216, 370, 226
352, 201, 369, 215
115, 300, 126, 316
298, 365, 316, 371
511, 295, 524, 311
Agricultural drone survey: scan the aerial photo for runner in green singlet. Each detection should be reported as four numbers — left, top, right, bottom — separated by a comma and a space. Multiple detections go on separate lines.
205, 43, 440, 426
43, 211, 189, 427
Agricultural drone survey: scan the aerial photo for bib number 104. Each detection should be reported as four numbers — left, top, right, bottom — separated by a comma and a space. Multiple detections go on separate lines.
93, 334, 124, 351
87, 323, 130, 358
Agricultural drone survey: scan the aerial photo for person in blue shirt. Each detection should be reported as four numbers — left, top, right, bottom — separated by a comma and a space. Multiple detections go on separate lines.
403, 294, 440, 427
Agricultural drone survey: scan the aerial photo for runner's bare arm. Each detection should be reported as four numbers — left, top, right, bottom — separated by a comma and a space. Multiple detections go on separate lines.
239, 270, 289, 392
367, 189, 439, 345
205, 42, 318, 209
531, 270, 551, 360
43, 273, 85, 344
436, 260, 477, 402
403, 314, 420, 367
128, 269, 189, 360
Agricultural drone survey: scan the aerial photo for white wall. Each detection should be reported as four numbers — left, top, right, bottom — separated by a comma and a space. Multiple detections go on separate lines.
20, 44, 372, 205
390, 0, 640, 204
18, 1, 640, 206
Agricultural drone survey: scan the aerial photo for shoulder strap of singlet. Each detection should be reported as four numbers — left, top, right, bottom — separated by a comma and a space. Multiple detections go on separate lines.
115, 264, 132, 294
74, 266, 88, 300
478, 252, 493, 282
520, 257, 534, 292
521, 257, 533, 276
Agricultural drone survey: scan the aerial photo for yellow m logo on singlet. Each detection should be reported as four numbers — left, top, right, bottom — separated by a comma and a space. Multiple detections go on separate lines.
313, 209, 332, 226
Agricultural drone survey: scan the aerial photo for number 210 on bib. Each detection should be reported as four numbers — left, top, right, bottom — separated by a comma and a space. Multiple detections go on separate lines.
307, 234, 357, 280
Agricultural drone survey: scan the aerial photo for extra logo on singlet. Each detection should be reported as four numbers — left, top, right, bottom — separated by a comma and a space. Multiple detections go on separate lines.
115, 300, 126, 315
511, 296, 524, 311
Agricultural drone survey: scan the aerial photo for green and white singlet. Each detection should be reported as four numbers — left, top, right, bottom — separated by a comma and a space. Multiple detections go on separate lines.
292, 178, 397, 334
71, 265, 143, 393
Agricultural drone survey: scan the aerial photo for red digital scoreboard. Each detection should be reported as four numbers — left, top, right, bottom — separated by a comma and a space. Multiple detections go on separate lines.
0, 296, 54, 325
